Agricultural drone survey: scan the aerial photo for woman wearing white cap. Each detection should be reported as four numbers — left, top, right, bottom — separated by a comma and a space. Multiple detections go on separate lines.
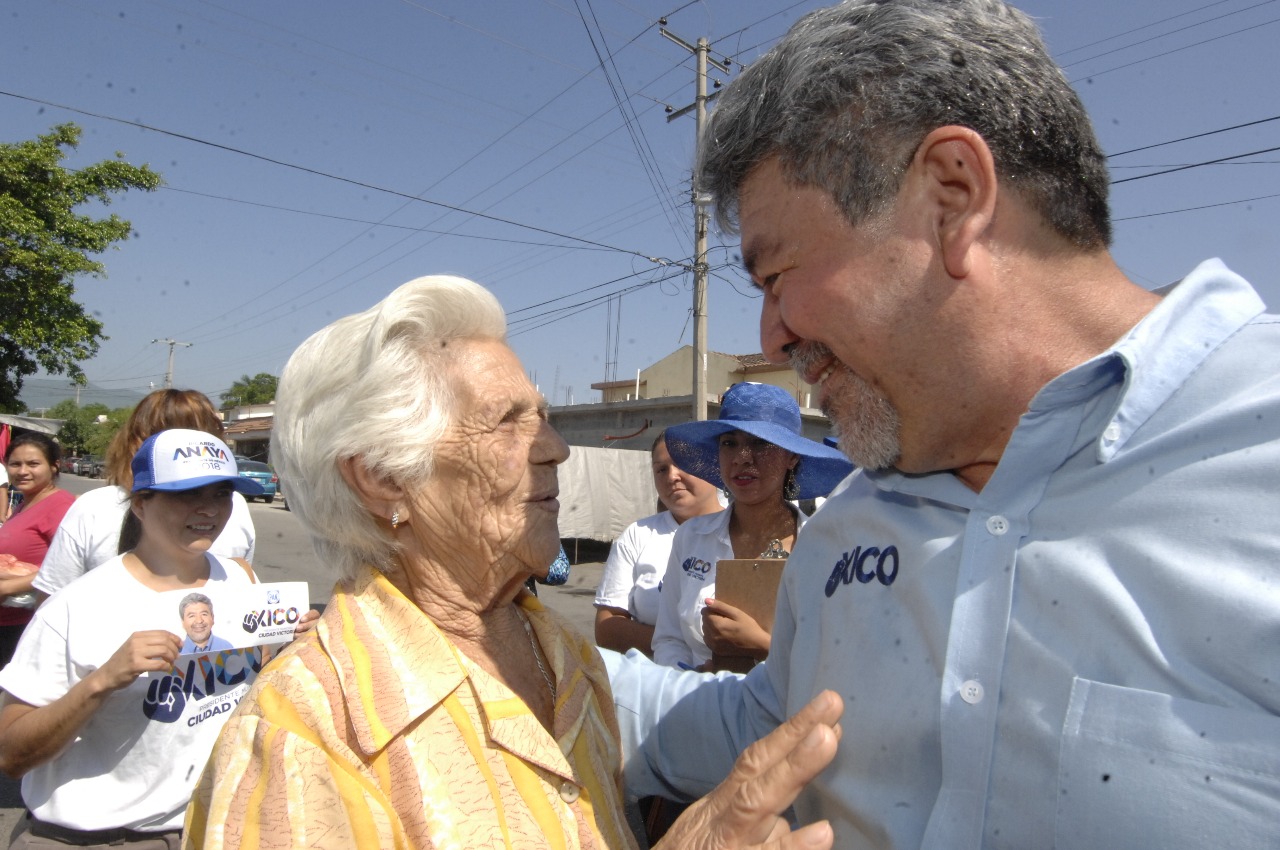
651, 383, 852, 672
0, 429, 277, 849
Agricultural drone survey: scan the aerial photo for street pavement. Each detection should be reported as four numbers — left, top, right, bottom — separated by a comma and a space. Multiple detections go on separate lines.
1, 474, 610, 847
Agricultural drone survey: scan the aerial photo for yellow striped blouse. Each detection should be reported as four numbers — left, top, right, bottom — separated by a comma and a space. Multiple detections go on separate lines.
184, 567, 637, 850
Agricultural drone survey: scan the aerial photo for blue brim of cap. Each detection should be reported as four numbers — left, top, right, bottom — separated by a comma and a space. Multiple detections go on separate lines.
141, 474, 264, 496
665, 419, 853, 500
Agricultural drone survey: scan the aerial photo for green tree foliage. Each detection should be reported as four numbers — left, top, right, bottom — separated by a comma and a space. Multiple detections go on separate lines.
48, 398, 132, 457
48, 398, 110, 456
221, 373, 278, 409
0, 123, 162, 413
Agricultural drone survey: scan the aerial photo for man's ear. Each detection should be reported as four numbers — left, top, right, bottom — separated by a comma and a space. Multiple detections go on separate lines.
338, 456, 404, 522
914, 126, 998, 279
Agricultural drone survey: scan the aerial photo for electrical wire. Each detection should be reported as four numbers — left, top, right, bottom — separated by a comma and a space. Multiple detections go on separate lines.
1112, 145, 1280, 184
0, 90, 664, 264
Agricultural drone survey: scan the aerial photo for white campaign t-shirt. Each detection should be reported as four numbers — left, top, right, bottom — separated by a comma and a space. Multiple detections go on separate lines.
33, 485, 256, 596
594, 511, 681, 626
0, 554, 259, 831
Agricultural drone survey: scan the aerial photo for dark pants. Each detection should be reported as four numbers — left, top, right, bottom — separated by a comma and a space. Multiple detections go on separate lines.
0, 623, 28, 670
10, 814, 181, 849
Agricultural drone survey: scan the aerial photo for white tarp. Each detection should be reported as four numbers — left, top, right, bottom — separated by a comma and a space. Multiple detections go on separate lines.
557, 446, 656, 542
0, 414, 62, 436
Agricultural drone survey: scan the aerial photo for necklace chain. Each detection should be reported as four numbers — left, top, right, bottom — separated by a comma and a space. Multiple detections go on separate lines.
519, 609, 556, 702
760, 538, 790, 558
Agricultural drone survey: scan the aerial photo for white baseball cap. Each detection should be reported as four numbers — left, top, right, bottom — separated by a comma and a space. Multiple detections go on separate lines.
130, 428, 264, 496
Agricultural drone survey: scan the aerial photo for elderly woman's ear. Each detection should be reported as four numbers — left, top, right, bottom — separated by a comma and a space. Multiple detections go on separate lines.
338, 456, 406, 527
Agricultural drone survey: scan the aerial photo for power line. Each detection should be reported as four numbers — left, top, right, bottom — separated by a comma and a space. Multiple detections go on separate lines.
1111, 145, 1280, 184
1066, 14, 1280, 84
1114, 191, 1280, 222
573, 0, 688, 241
1060, 0, 1279, 69
1056, 0, 1240, 56
162, 185, 617, 251
1108, 114, 1280, 158
0, 89, 666, 265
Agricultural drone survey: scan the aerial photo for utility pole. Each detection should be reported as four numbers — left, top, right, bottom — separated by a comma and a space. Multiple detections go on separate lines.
662, 27, 730, 421
151, 338, 193, 388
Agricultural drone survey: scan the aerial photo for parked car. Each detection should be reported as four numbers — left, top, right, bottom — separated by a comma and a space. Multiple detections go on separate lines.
236, 460, 278, 503
88, 456, 105, 478
60, 456, 80, 475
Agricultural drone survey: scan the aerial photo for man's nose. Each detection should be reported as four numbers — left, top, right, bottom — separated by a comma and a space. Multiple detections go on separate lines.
759, 289, 799, 364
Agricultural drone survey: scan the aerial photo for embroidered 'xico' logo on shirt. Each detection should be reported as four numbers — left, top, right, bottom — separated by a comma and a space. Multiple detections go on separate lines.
824, 545, 899, 597
681, 556, 714, 580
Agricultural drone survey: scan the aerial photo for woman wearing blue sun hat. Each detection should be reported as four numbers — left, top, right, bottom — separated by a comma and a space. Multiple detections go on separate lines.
650, 382, 853, 672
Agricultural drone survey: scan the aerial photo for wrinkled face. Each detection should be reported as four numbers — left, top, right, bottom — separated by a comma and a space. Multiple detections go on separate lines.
134, 483, 234, 555
410, 339, 569, 594
651, 438, 720, 523
717, 430, 797, 508
6, 445, 55, 498
739, 158, 926, 471
182, 602, 213, 644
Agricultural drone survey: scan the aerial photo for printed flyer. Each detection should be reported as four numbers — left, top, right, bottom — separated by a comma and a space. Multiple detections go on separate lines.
155, 581, 310, 658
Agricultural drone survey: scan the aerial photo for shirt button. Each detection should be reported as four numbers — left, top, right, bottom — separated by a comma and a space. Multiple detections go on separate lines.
960, 680, 984, 704
985, 515, 1009, 536
559, 781, 580, 803
1103, 423, 1121, 442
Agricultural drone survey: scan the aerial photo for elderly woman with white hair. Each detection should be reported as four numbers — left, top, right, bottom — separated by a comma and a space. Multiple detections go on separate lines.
184, 275, 843, 850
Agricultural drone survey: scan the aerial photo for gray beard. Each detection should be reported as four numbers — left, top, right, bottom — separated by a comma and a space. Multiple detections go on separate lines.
788, 342, 902, 471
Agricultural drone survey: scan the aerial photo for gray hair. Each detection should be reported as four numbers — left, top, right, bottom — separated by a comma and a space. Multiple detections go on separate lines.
179, 592, 213, 617
698, 0, 1111, 249
271, 275, 507, 582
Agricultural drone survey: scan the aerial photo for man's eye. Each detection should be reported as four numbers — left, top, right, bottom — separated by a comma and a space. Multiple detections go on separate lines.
755, 272, 780, 291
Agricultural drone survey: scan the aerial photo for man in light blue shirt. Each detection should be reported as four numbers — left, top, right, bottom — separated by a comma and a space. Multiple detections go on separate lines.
606, 2, 1280, 848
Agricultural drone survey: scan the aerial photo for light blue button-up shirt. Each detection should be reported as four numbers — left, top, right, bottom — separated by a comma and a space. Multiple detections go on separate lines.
606, 260, 1280, 849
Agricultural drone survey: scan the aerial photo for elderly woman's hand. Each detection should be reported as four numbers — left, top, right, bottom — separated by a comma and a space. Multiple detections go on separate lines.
653, 689, 842, 850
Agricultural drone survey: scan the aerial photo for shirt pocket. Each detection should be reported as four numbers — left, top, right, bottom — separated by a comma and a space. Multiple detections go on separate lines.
1055, 678, 1280, 850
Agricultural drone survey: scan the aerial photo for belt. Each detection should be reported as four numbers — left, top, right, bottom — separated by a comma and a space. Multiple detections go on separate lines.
26, 813, 182, 846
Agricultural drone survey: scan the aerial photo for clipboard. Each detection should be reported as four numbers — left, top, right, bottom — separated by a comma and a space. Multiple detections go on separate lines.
713, 558, 785, 633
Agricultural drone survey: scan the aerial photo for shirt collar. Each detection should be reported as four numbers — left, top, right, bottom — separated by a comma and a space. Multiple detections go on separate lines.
1049, 258, 1264, 462
315, 566, 614, 769
866, 259, 1265, 497
316, 567, 469, 756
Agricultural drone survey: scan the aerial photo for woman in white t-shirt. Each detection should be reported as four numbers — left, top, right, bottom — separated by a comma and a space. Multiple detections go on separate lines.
593, 431, 723, 655
34, 390, 256, 600
0, 430, 275, 848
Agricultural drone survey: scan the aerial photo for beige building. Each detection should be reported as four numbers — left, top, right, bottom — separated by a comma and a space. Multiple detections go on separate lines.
222, 402, 275, 461
591, 346, 823, 408
550, 346, 833, 451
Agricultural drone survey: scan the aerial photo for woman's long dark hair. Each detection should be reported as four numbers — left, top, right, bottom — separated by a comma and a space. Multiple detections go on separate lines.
117, 492, 154, 554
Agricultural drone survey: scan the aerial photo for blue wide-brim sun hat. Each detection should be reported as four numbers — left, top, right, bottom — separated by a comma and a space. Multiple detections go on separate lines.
664, 382, 853, 500
131, 428, 264, 496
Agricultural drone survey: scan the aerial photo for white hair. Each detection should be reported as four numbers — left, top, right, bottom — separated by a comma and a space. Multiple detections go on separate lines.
272, 275, 507, 582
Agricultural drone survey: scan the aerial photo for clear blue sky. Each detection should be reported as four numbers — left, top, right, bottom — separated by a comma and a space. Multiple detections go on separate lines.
4, 0, 1278, 411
